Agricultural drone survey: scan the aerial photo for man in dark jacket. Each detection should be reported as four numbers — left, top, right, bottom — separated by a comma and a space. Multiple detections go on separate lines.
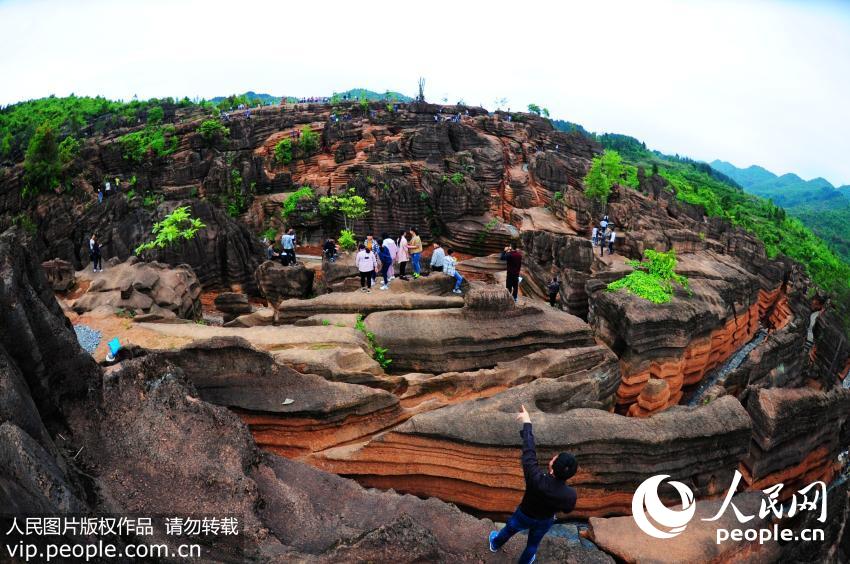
489, 405, 577, 564
501, 242, 523, 302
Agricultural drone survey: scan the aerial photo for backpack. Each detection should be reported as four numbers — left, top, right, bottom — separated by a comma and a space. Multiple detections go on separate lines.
548, 280, 560, 294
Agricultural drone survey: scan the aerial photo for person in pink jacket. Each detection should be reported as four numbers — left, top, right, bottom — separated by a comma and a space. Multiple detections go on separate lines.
395, 230, 410, 280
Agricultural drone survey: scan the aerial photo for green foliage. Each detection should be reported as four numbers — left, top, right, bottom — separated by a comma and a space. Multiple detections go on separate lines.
583, 149, 624, 204
12, 213, 37, 234
22, 123, 61, 197
142, 192, 162, 208
553, 191, 564, 201
197, 119, 229, 146
57, 135, 80, 164
450, 172, 464, 185
274, 138, 293, 165
299, 126, 319, 155
135, 206, 206, 255
260, 227, 277, 242
281, 186, 315, 219
147, 106, 164, 125
318, 188, 369, 230
359, 94, 369, 112
355, 315, 392, 370
338, 228, 357, 252
126, 189, 136, 200
527, 103, 541, 115
119, 123, 178, 163
607, 249, 690, 304
542, 108, 550, 118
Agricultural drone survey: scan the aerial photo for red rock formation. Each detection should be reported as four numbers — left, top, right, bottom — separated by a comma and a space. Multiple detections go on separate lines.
626, 378, 671, 417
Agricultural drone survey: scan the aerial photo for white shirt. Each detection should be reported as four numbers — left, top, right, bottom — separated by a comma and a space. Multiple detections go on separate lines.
592, 227, 598, 238
610, 231, 616, 242
355, 250, 377, 272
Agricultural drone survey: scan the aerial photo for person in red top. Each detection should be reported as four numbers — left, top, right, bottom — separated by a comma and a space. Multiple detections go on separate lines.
501, 242, 523, 302
489, 405, 578, 564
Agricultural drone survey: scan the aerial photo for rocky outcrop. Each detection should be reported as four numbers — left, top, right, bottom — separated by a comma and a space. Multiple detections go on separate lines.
41, 258, 75, 291
256, 260, 314, 303
398, 345, 619, 409
742, 387, 850, 495
276, 290, 464, 323
155, 337, 405, 457
366, 285, 596, 373
71, 258, 201, 319
591, 251, 766, 410
311, 394, 751, 518
214, 291, 252, 323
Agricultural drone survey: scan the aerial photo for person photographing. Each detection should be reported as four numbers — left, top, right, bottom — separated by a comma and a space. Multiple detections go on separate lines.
489, 405, 578, 564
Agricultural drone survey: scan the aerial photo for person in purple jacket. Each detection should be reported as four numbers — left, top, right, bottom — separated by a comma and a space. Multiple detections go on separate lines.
489, 405, 578, 564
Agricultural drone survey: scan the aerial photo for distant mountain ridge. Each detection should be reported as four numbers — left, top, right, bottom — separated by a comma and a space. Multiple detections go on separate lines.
210, 88, 412, 106
711, 159, 850, 261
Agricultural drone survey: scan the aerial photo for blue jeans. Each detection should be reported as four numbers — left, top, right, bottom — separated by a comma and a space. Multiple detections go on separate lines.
451, 272, 463, 290
492, 508, 554, 564
411, 253, 421, 275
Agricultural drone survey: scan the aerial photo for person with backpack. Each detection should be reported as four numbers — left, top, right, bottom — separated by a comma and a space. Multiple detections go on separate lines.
322, 238, 338, 262
489, 405, 578, 564
356, 244, 377, 292
378, 241, 394, 290
442, 248, 464, 294
548, 275, 561, 308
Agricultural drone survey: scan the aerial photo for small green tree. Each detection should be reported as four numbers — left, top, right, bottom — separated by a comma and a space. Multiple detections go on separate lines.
57, 135, 81, 164
319, 187, 368, 231
607, 249, 690, 304
338, 228, 357, 251
359, 94, 369, 112
281, 186, 314, 219
147, 106, 164, 125
542, 108, 550, 118
274, 138, 293, 165
23, 123, 61, 197
527, 103, 541, 115
299, 126, 319, 155
197, 119, 229, 146
583, 149, 624, 205
135, 206, 206, 255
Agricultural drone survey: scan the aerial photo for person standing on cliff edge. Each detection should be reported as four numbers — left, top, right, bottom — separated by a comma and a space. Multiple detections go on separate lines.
489, 405, 577, 564
501, 242, 523, 302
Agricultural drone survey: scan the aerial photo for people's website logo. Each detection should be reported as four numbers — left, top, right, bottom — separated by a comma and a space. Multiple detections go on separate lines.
632, 471, 827, 544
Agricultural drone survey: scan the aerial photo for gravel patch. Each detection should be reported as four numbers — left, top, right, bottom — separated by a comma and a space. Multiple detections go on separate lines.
74, 324, 102, 354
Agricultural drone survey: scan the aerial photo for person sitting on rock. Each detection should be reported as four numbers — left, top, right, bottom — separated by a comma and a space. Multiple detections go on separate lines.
443, 248, 463, 294
323, 238, 338, 262
548, 275, 561, 308
430, 242, 445, 273
501, 242, 523, 302
356, 243, 377, 293
489, 405, 577, 564
266, 241, 279, 261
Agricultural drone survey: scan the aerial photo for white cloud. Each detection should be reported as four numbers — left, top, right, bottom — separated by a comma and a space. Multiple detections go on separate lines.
1, 0, 848, 184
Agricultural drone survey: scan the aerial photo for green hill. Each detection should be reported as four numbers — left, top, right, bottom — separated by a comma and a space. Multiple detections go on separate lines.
710, 160, 850, 262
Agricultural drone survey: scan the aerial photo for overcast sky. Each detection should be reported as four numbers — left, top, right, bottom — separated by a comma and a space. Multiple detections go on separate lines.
2, 0, 848, 185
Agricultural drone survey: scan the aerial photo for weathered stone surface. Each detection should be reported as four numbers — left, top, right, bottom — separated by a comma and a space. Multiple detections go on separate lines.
312, 394, 751, 517
214, 291, 252, 322
398, 345, 620, 409
366, 284, 596, 373
276, 290, 464, 323
71, 258, 201, 319
742, 387, 850, 495
256, 260, 314, 303
41, 258, 75, 291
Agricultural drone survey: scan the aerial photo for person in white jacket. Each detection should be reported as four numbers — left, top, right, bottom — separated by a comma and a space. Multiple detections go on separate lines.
355, 244, 378, 292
